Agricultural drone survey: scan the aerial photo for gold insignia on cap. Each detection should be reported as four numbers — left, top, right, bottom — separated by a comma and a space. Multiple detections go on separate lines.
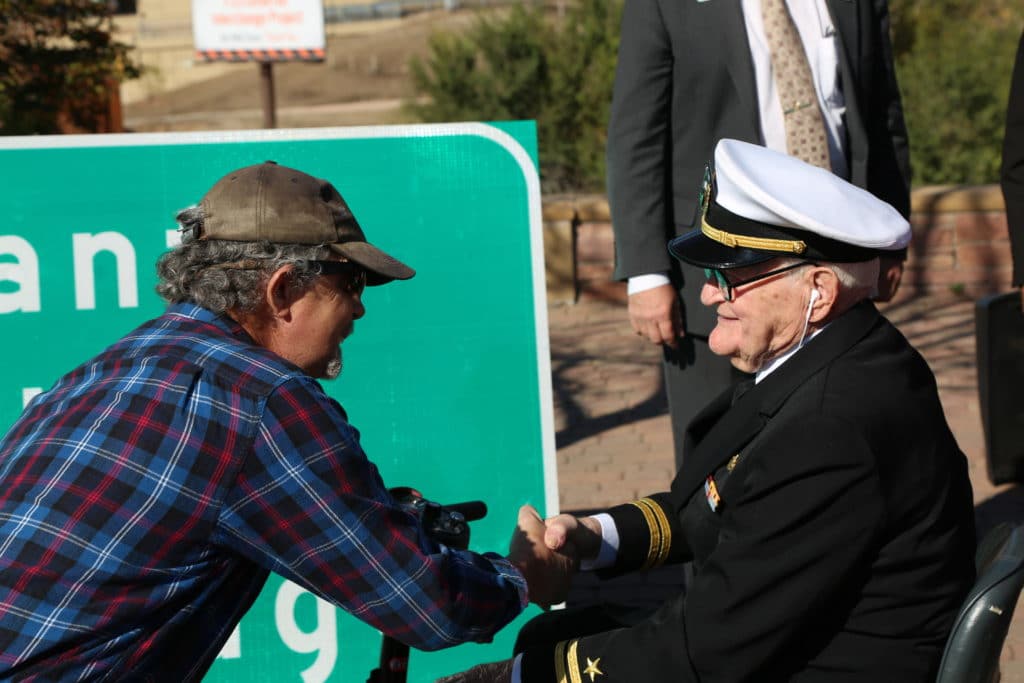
701, 216, 808, 254
583, 657, 604, 681
629, 497, 672, 569
698, 165, 714, 217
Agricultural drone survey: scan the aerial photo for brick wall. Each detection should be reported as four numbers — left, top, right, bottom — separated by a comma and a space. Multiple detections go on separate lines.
542, 185, 1016, 303
904, 185, 1013, 298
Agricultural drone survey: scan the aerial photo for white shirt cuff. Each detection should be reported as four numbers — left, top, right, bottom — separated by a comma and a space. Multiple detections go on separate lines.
627, 273, 671, 295
578, 513, 619, 571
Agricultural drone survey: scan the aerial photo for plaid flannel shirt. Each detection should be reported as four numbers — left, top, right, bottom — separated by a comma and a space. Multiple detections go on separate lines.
0, 304, 526, 681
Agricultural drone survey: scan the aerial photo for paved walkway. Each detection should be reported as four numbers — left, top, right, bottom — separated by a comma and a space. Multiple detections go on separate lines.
547, 286, 1024, 679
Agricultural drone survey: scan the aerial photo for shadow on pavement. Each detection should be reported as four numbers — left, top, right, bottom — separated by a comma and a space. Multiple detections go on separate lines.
550, 349, 669, 451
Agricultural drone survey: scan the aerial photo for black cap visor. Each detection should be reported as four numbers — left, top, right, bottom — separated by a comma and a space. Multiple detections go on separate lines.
668, 229, 778, 270
669, 198, 882, 270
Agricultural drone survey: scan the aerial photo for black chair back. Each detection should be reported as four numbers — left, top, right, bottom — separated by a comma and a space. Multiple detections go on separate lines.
936, 523, 1024, 683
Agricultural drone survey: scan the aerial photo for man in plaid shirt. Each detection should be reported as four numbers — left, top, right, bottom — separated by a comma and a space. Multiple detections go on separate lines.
0, 161, 567, 680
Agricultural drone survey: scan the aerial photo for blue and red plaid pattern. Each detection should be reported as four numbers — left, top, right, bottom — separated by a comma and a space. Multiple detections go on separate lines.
0, 304, 526, 681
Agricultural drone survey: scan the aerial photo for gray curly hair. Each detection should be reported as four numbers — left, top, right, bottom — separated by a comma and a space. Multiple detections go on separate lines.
156, 205, 332, 313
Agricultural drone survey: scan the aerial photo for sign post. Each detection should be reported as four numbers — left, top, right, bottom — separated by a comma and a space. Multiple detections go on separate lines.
260, 61, 277, 128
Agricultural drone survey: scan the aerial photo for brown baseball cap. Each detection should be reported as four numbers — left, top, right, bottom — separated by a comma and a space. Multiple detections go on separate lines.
198, 161, 415, 285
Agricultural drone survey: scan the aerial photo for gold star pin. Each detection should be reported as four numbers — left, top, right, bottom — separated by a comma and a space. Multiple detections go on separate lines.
583, 656, 604, 681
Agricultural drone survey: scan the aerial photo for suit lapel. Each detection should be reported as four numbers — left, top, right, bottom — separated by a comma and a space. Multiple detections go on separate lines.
826, 0, 860, 81
671, 301, 882, 501
826, 0, 867, 170
672, 378, 768, 500
696, 0, 758, 133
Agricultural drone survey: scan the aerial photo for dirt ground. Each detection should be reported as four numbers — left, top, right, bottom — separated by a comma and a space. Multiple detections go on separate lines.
124, 9, 486, 131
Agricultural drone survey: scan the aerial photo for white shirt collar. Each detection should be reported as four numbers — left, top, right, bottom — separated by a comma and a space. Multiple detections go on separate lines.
755, 324, 828, 384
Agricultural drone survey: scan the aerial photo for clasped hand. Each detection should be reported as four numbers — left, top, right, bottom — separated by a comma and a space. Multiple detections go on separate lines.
507, 506, 604, 608
436, 509, 604, 682
507, 505, 577, 608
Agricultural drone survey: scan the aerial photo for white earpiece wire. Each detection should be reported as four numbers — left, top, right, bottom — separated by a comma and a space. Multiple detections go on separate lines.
798, 290, 819, 348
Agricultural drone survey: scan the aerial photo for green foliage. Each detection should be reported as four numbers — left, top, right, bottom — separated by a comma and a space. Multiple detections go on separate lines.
890, 0, 1024, 185
408, 0, 623, 192
0, 0, 140, 135
544, 0, 621, 191
411, 0, 1024, 190
410, 6, 551, 122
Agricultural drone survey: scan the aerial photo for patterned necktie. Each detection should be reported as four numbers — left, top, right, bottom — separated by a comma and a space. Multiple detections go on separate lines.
760, 0, 832, 169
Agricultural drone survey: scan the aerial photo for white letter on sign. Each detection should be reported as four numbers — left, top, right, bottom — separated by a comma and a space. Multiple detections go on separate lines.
72, 232, 138, 310
0, 236, 41, 313
275, 581, 338, 683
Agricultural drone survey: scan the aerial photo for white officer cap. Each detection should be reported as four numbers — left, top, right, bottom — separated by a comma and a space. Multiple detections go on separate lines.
669, 139, 911, 269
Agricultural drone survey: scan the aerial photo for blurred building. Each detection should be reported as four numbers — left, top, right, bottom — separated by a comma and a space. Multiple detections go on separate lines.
113, 0, 426, 105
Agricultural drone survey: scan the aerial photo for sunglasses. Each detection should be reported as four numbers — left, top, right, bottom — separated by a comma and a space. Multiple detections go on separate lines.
703, 262, 817, 301
314, 260, 367, 295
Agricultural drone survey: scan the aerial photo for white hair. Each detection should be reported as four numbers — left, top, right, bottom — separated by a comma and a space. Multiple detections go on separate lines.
827, 259, 880, 296
782, 257, 879, 297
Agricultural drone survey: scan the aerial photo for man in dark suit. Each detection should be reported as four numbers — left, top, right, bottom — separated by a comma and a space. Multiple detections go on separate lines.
1002, 29, 1024, 307
439, 140, 973, 683
608, 0, 912, 468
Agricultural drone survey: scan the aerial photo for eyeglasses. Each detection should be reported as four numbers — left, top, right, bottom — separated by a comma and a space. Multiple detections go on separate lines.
314, 260, 367, 296
703, 262, 817, 301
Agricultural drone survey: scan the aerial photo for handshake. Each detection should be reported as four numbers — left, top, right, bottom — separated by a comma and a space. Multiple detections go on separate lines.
433, 507, 605, 683
505, 505, 603, 609
396, 487, 599, 607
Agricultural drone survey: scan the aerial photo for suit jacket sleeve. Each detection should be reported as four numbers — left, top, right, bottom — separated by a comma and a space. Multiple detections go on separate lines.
606, 0, 675, 280
864, 0, 911, 218
601, 493, 690, 575
1002, 30, 1024, 286
519, 416, 885, 682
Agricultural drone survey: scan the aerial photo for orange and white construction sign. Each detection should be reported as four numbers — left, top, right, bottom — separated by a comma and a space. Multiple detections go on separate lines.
191, 0, 326, 61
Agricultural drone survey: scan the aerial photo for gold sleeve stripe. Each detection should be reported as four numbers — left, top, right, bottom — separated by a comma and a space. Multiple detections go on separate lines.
702, 216, 808, 254
639, 498, 670, 569
555, 640, 568, 683
628, 499, 660, 570
554, 639, 584, 683
629, 497, 672, 569
567, 639, 583, 683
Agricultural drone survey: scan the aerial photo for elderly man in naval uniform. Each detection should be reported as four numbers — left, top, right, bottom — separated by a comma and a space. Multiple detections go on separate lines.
440, 139, 975, 683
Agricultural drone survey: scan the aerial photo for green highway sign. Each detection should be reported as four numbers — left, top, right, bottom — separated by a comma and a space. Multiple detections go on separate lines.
0, 122, 555, 682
